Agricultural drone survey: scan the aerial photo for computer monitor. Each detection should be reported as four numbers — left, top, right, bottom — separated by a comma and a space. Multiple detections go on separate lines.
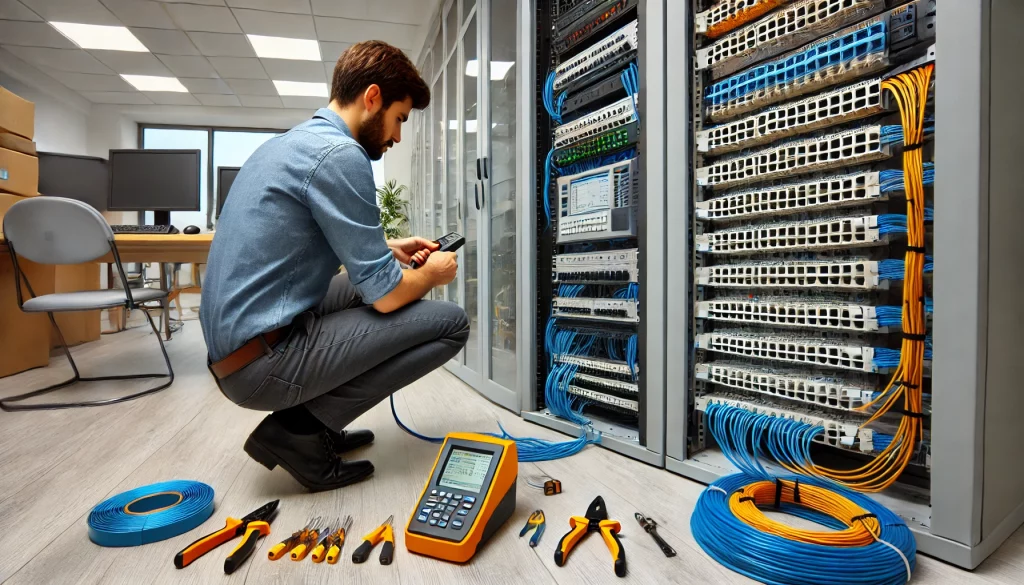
37, 152, 109, 212
108, 149, 201, 225
216, 166, 241, 219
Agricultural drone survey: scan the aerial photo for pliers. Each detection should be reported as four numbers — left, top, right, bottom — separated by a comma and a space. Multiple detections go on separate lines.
519, 510, 546, 547
352, 514, 395, 565
554, 496, 626, 578
266, 516, 321, 561
174, 500, 279, 574
312, 515, 353, 564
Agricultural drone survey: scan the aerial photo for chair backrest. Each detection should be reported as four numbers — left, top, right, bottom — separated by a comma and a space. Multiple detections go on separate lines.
2, 197, 114, 265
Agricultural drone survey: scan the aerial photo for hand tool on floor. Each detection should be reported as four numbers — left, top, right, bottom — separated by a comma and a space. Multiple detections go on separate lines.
519, 510, 546, 547
290, 518, 324, 561
313, 515, 353, 564
352, 514, 395, 565
635, 512, 677, 557
174, 500, 279, 574
267, 516, 320, 561
554, 496, 626, 578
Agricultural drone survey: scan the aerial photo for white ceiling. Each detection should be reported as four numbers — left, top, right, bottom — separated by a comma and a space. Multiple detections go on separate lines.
0, 0, 430, 109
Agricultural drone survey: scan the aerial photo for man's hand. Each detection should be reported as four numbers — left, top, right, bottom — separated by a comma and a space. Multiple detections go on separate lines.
421, 251, 458, 286
387, 236, 439, 265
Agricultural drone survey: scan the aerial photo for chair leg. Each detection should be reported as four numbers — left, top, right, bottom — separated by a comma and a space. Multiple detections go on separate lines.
0, 307, 175, 412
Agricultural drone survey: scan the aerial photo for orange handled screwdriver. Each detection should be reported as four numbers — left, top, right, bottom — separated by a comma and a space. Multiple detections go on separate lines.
290, 520, 323, 561
326, 515, 353, 564
267, 516, 319, 561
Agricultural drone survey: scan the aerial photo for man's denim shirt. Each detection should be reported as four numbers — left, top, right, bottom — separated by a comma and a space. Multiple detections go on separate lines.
200, 108, 401, 361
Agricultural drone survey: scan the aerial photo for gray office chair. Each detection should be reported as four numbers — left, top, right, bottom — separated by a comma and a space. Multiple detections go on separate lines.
1, 197, 174, 411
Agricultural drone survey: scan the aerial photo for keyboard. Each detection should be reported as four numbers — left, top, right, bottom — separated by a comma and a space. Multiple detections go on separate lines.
110, 225, 180, 235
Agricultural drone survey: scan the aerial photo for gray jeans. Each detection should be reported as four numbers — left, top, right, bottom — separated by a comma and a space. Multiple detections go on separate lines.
213, 273, 470, 431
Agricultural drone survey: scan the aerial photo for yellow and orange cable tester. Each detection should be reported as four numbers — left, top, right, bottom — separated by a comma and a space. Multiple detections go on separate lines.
405, 432, 518, 563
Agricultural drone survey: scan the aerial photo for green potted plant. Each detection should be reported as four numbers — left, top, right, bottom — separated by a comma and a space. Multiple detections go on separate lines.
376, 179, 410, 239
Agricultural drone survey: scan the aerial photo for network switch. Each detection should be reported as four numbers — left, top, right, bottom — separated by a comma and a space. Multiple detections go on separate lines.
561, 71, 626, 117
696, 296, 886, 332
694, 330, 885, 373
696, 125, 891, 190
697, 78, 885, 155
697, 0, 796, 39
695, 361, 877, 411
554, 120, 639, 166
695, 170, 884, 222
695, 393, 873, 450
554, 248, 639, 282
554, 0, 638, 56
554, 20, 638, 93
567, 385, 639, 412
555, 95, 637, 149
698, 0, 888, 79
553, 296, 640, 322
695, 215, 887, 255
553, 354, 639, 380
695, 259, 885, 290
557, 158, 638, 243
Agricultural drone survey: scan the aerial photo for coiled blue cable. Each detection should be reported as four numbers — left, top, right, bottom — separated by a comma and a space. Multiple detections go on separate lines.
88, 480, 215, 547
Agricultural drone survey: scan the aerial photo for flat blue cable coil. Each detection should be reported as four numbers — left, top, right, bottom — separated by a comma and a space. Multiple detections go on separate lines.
88, 480, 215, 547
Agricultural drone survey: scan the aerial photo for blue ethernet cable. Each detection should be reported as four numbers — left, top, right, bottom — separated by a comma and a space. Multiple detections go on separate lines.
880, 163, 935, 192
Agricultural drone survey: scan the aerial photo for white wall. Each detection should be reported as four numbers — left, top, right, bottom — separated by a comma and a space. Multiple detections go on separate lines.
0, 74, 89, 156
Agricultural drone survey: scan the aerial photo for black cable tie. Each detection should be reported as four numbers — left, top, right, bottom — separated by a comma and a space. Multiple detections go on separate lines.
851, 513, 878, 523
903, 142, 925, 152
905, 246, 926, 253
738, 496, 755, 504
902, 332, 927, 341
774, 479, 783, 509
896, 409, 926, 419
792, 479, 801, 504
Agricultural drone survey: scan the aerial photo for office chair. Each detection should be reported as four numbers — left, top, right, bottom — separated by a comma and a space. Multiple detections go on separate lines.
1, 197, 174, 411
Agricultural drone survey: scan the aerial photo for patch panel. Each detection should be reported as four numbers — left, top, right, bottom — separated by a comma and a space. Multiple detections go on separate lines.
553, 297, 640, 322
698, 0, 888, 79
567, 386, 639, 412
695, 170, 883, 222
555, 95, 637, 149
694, 215, 887, 255
695, 393, 873, 450
703, 0, 934, 122
557, 158, 638, 243
695, 361, 876, 411
553, 354, 639, 381
571, 371, 639, 396
697, 0, 795, 39
555, 0, 638, 56
694, 330, 884, 373
696, 125, 890, 190
695, 259, 884, 290
554, 248, 639, 282
697, 78, 885, 155
554, 120, 639, 166
553, 20, 638, 92
696, 296, 885, 332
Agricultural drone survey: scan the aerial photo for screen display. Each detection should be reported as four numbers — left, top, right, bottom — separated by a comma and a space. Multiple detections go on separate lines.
217, 167, 240, 218
108, 149, 201, 211
38, 153, 109, 212
569, 174, 610, 215
438, 449, 493, 493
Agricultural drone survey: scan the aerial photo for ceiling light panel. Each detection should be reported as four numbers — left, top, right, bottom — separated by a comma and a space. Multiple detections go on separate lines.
50, 22, 149, 52
273, 80, 328, 97
247, 35, 321, 61
121, 74, 188, 93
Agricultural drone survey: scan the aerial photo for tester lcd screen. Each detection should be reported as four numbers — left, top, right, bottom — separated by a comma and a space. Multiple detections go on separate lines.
438, 449, 494, 493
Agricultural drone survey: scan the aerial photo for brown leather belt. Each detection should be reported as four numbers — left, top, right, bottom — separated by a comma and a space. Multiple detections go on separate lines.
210, 327, 288, 379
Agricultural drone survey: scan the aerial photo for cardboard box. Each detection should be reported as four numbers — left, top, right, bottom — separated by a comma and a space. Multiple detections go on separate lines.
0, 192, 26, 235
0, 132, 36, 156
0, 147, 38, 198
0, 87, 34, 140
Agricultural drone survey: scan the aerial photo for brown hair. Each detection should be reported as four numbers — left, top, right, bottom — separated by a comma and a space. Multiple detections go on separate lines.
331, 41, 430, 110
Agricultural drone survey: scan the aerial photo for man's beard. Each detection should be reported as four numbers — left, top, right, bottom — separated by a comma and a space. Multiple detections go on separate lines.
359, 110, 393, 160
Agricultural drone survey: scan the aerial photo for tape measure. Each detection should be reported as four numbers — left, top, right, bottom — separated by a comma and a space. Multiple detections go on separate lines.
88, 480, 215, 547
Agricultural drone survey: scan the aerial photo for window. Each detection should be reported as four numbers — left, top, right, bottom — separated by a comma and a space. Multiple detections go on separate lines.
212, 130, 277, 224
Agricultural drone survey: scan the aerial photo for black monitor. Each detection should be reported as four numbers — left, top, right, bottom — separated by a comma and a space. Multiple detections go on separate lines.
37, 152, 109, 212
216, 166, 241, 219
108, 149, 201, 225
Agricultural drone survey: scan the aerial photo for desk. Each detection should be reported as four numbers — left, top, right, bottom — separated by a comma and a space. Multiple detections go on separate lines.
0, 233, 213, 377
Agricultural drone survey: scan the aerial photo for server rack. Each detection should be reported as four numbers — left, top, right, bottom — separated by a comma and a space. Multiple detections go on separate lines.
521, 0, 667, 466
665, 0, 1024, 570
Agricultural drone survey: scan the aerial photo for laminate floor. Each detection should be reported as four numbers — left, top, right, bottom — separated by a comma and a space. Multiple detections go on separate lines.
0, 324, 1021, 584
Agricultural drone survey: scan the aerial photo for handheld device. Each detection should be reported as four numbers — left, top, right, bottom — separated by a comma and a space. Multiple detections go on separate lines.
410, 232, 465, 268
405, 432, 517, 563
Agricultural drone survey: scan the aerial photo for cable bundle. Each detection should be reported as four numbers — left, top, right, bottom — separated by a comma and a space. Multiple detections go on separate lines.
691, 403, 917, 585
879, 256, 934, 280
880, 163, 934, 193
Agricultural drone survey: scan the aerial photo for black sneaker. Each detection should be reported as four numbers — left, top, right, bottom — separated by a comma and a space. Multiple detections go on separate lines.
325, 429, 374, 454
243, 415, 374, 492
